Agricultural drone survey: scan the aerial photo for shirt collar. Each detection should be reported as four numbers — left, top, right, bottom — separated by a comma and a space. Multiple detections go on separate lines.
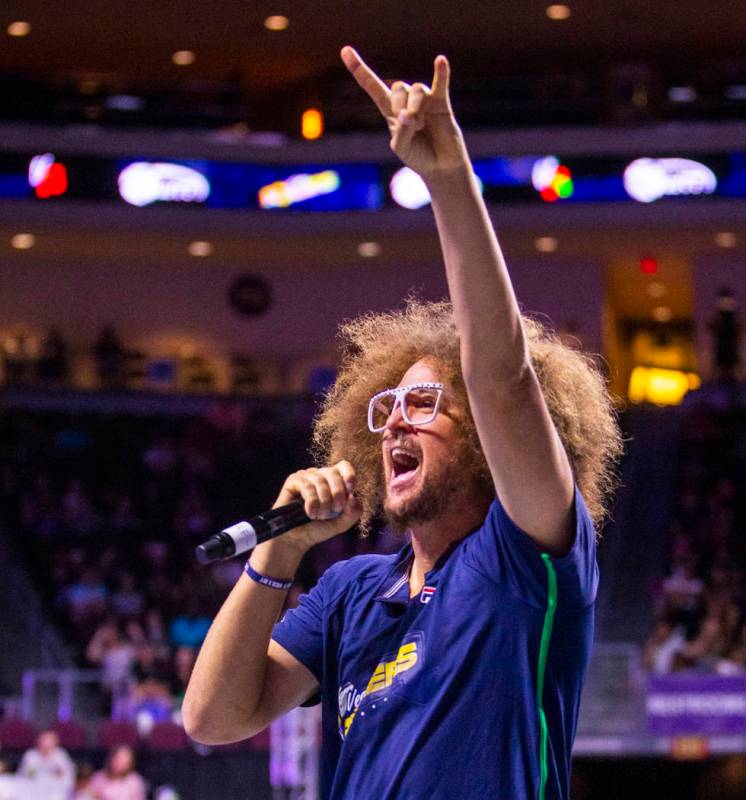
373, 542, 414, 605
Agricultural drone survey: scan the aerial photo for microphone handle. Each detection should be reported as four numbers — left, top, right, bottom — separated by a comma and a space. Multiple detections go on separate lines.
195, 500, 313, 564
251, 499, 312, 543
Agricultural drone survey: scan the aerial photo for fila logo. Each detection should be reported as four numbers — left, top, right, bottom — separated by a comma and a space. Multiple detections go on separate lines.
420, 586, 436, 604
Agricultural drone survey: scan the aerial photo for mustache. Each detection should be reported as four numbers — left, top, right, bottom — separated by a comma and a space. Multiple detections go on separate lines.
388, 435, 422, 458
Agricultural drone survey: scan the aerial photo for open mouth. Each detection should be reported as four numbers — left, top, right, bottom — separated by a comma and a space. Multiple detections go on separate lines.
390, 446, 421, 488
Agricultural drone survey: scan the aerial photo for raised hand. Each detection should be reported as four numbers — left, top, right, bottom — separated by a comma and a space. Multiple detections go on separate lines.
340, 46, 470, 179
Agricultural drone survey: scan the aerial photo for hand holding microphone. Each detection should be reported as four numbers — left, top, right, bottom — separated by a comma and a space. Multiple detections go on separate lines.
196, 460, 361, 563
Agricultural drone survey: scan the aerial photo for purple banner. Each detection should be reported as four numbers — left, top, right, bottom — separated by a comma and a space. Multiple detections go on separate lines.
646, 675, 746, 735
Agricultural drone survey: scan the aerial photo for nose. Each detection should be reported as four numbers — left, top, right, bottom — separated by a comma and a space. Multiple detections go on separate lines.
384, 397, 412, 434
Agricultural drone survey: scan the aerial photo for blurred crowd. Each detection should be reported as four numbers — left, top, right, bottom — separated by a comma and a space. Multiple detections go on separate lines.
0, 405, 400, 729
1, 362, 744, 747
1, 729, 147, 800
644, 394, 746, 675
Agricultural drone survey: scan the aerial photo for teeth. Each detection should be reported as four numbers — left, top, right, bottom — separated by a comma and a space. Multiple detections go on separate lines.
391, 447, 419, 467
392, 447, 409, 459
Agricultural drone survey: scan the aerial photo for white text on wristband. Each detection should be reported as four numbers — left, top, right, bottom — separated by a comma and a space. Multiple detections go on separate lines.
245, 561, 294, 591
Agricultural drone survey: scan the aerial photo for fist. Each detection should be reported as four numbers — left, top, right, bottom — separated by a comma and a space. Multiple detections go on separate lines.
272, 460, 361, 552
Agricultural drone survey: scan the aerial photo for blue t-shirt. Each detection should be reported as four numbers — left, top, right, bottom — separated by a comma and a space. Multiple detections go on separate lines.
271, 484, 597, 800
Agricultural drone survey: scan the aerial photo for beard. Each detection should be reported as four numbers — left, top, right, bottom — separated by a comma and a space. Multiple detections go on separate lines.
383, 447, 466, 534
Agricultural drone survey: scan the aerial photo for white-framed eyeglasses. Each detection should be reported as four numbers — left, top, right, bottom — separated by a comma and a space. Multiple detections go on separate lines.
367, 382, 445, 433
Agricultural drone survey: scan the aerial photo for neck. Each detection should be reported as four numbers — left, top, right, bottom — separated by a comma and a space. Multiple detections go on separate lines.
407, 501, 486, 596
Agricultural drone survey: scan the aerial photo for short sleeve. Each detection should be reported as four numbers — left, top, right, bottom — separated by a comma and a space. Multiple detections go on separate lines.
271, 573, 328, 685
462, 483, 598, 612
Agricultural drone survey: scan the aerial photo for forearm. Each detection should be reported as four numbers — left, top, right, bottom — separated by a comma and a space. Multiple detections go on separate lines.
182, 540, 304, 743
426, 165, 529, 379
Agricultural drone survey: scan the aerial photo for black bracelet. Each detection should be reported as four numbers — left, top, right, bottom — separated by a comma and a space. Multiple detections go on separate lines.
244, 561, 294, 591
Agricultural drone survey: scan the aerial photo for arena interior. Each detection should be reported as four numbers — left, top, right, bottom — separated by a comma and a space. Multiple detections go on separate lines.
0, 2, 745, 799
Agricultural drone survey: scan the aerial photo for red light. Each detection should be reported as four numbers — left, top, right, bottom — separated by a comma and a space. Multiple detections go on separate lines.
35, 162, 68, 198
540, 187, 558, 202
640, 257, 658, 275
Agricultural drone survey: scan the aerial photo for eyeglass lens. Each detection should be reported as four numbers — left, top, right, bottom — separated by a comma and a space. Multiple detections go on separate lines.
371, 387, 440, 430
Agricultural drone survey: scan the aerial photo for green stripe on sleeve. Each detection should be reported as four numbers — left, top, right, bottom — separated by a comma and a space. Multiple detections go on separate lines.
537, 553, 558, 800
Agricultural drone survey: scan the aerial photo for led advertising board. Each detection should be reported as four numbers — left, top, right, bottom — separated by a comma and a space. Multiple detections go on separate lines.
0, 151, 743, 210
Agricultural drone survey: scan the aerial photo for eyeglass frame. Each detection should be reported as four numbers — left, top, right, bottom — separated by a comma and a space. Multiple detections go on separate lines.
367, 381, 445, 433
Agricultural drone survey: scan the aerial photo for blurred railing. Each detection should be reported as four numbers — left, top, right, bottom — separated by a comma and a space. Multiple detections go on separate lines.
577, 642, 647, 738
21, 668, 103, 724
0, 339, 337, 397
16, 645, 746, 759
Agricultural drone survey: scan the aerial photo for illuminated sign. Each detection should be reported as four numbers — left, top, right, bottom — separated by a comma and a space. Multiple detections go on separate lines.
628, 366, 701, 405
389, 166, 485, 210
117, 162, 210, 207
390, 167, 431, 209
623, 158, 717, 203
258, 169, 340, 209
29, 153, 68, 198
1, 148, 742, 209
531, 156, 574, 202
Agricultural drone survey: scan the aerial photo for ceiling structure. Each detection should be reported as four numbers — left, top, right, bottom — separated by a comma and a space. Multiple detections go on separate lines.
3, 1, 746, 87
2, 2, 746, 130
1, 1, 744, 328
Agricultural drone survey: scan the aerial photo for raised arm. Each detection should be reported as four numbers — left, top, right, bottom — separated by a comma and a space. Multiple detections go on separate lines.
341, 47, 575, 555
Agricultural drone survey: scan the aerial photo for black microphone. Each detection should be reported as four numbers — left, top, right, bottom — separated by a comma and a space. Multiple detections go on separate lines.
195, 500, 337, 564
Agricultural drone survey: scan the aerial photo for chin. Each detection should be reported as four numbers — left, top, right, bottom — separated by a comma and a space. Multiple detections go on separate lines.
384, 481, 448, 534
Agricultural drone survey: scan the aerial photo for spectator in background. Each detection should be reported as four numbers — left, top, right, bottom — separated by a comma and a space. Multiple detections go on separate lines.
131, 643, 168, 686
660, 557, 705, 632
143, 608, 170, 661
170, 645, 197, 716
16, 729, 75, 800
718, 626, 746, 676
37, 327, 69, 386
121, 643, 175, 733
86, 620, 135, 712
72, 762, 96, 800
127, 675, 174, 735
94, 326, 126, 390
677, 613, 724, 670
643, 620, 687, 674
110, 573, 145, 618
122, 618, 147, 650
2, 328, 40, 384
62, 567, 108, 627
106, 491, 142, 537
142, 437, 178, 475
173, 480, 212, 535
168, 599, 211, 649
88, 745, 146, 800
62, 479, 101, 535
708, 287, 741, 382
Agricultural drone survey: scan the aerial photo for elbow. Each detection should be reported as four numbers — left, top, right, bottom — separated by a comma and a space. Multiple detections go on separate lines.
181, 698, 210, 743
181, 697, 225, 745
182, 695, 260, 745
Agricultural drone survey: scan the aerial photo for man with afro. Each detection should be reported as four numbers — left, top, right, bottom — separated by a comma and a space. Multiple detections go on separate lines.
185, 47, 622, 800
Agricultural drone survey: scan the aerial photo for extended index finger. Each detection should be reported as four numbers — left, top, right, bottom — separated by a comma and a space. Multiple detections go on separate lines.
340, 46, 391, 118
